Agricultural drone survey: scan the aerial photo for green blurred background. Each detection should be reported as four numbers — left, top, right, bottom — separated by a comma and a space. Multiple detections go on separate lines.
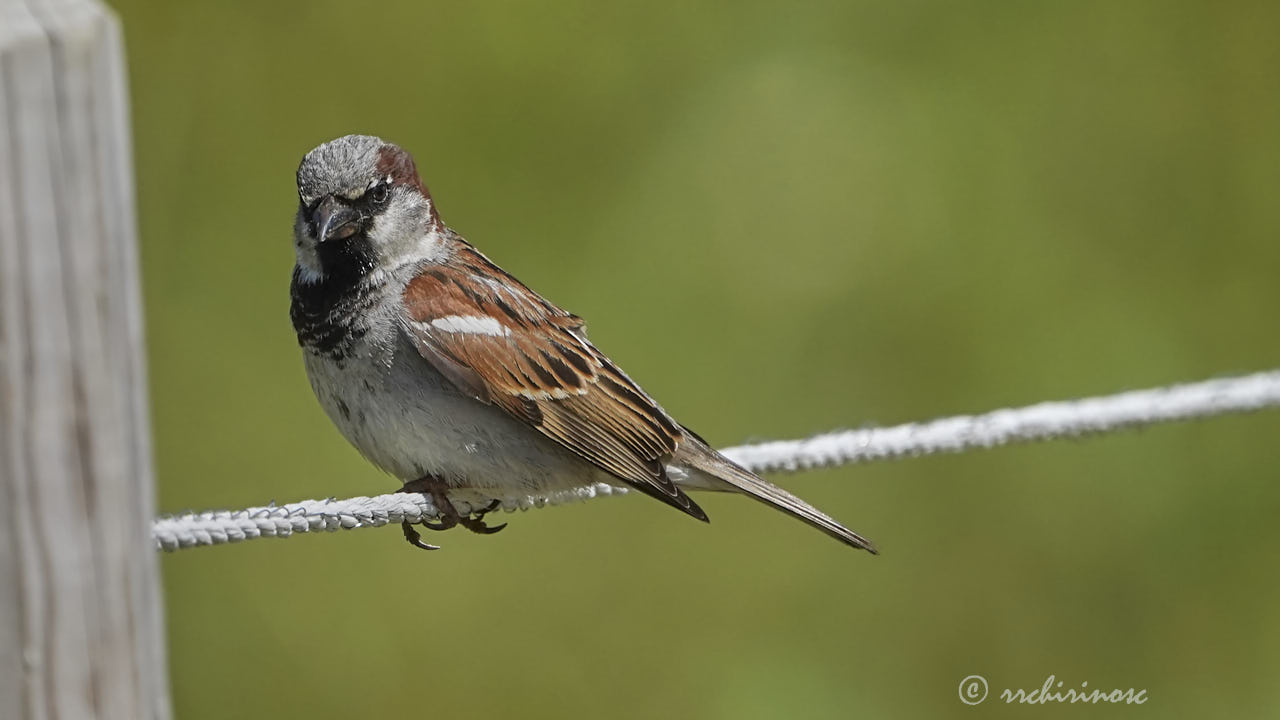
107, 0, 1279, 717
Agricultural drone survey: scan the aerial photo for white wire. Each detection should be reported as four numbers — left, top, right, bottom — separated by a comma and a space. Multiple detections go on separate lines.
153, 370, 1280, 551
724, 370, 1280, 472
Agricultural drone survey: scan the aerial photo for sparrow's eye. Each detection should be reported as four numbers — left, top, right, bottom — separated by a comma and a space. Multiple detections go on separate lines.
369, 184, 389, 204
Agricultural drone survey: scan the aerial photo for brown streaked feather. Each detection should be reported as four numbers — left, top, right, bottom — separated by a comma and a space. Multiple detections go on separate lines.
401, 242, 707, 521
376, 145, 434, 210
677, 427, 878, 553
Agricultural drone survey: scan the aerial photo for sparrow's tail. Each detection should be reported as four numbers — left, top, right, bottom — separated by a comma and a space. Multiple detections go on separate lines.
677, 429, 878, 554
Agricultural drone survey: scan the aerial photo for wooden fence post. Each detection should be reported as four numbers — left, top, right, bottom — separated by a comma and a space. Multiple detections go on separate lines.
0, 1, 171, 718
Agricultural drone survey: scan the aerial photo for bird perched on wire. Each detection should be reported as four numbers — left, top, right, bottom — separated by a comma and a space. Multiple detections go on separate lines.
289, 134, 876, 553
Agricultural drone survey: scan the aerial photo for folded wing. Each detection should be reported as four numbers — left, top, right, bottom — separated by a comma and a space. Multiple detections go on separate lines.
400, 244, 706, 521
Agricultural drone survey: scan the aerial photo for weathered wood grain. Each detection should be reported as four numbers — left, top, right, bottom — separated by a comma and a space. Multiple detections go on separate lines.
0, 0, 171, 717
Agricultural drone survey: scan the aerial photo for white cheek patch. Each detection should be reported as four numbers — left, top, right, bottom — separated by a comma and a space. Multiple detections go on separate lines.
369, 193, 448, 267
429, 315, 511, 337
293, 224, 326, 282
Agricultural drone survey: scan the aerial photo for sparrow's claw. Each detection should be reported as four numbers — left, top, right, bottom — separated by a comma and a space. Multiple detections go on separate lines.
420, 517, 456, 531
401, 520, 441, 551
458, 498, 507, 534
459, 516, 508, 535
474, 498, 502, 517
399, 478, 510, 544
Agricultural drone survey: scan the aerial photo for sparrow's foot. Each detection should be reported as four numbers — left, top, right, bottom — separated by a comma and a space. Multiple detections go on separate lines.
399, 479, 507, 545
459, 499, 507, 535
417, 479, 461, 531
401, 520, 441, 551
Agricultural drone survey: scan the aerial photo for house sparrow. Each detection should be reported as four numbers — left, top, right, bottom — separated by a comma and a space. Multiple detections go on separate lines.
290, 134, 876, 553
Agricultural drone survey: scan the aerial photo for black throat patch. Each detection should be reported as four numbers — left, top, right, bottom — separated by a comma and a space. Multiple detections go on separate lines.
290, 234, 380, 360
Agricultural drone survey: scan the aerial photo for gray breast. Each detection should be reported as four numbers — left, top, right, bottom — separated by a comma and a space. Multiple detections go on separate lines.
302, 319, 606, 495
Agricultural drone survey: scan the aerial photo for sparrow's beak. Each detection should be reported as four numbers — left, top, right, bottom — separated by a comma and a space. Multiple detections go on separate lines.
313, 195, 361, 243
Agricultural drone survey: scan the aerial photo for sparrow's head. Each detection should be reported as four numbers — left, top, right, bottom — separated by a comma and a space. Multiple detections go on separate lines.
293, 134, 442, 282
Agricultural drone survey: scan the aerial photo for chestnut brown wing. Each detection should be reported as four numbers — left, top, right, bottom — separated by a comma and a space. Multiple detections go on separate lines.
400, 250, 706, 521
